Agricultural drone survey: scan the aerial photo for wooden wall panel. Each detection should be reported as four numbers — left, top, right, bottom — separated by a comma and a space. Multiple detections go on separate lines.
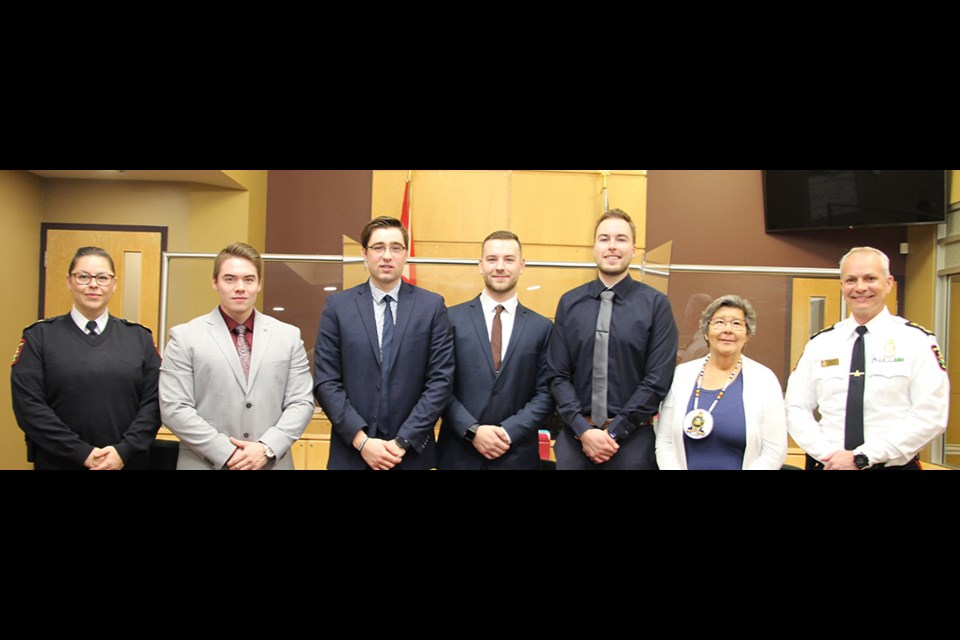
369, 170, 649, 319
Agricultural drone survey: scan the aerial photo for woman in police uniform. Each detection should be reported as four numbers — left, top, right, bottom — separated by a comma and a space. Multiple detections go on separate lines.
10, 247, 161, 470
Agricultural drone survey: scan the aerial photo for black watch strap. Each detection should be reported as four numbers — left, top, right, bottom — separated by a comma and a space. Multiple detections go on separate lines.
394, 436, 411, 451
464, 424, 479, 442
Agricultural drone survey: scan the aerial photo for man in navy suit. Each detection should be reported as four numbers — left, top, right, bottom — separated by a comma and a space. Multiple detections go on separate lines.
437, 231, 554, 470
314, 216, 454, 470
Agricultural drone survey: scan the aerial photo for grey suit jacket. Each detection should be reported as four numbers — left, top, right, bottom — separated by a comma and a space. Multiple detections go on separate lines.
159, 308, 315, 470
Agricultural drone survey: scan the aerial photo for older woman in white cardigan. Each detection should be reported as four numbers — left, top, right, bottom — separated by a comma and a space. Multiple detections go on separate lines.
656, 294, 787, 470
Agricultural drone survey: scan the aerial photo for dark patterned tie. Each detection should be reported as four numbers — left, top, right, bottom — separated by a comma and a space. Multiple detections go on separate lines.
844, 325, 867, 450
86, 320, 99, 337
235, 324, 250, 381
491, 304, 504, 373
378, 295, 395, 437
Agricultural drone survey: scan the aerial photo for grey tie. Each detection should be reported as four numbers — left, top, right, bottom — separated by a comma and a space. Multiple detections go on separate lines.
591, 290, 615, 422
235, 324, 250, 381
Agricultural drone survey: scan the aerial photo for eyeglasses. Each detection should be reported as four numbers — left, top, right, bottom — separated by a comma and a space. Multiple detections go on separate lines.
366, 243, 407, 255
71, 272, 115, 286
709, 318, 746, 332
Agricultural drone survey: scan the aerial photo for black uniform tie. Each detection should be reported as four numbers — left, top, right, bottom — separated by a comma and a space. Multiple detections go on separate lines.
844, 325, 868, 450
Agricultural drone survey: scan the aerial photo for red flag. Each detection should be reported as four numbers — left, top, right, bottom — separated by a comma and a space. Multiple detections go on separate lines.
400, 177, 416, 285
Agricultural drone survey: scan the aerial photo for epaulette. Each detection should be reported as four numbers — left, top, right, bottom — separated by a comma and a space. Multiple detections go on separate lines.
21, 317, 57, 334
905, 321, 935, 337
118, 318, 154, 334
809, 325, 835, 340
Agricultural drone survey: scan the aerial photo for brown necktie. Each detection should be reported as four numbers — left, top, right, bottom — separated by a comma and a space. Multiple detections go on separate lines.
491, 304, 504, 373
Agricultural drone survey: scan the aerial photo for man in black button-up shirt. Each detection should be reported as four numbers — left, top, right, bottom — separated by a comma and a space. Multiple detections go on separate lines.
547, 209, 678, 469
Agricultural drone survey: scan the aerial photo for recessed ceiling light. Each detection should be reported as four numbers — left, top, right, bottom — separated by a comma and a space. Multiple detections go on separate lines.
272, 307, 285, 311
323, 286, 337, 292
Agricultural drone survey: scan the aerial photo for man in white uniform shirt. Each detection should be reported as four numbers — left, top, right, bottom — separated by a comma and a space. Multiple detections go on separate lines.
785, 246, 949, 470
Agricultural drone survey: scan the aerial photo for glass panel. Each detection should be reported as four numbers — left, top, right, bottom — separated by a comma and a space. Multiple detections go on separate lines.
640, 240, 672, 295
165, 258, 219, 343
123, 251, 142, 323
944, 274, 960, 468
809, 296, 826, 335
670, 272, 837, 388
261, 259, 341, 374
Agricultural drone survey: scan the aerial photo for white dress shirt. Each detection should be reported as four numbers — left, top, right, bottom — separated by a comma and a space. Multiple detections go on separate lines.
479, 291, 518, 365
70, 306, 109, 335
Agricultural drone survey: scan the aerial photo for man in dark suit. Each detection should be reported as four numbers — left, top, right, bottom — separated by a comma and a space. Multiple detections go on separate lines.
437, 231, 554, 470
314, 216, 455, 470
547, 209, 678, 470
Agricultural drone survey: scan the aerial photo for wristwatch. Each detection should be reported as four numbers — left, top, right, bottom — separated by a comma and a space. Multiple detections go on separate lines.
394, 436, 411, 451
464, 424, 479, 442
261, 442, 277, 463
853, 453, 870, 470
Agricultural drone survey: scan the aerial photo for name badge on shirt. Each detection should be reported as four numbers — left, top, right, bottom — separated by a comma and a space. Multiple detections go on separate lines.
820, 358, 839, 367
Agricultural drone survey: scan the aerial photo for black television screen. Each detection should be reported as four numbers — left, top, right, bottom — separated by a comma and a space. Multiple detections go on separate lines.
763, 170, 947, 233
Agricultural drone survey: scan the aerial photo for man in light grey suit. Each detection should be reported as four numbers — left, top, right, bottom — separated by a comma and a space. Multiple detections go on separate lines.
160, 242, 315, 470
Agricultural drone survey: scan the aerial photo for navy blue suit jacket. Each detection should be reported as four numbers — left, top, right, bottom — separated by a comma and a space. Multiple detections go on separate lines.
437, 296, 554, 470
314, 281, 455, 470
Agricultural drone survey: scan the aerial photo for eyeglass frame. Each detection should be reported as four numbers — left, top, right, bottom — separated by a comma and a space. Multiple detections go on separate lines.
365, 243, 407, 255
70, 271, 116, 286
708, 317, 747, 332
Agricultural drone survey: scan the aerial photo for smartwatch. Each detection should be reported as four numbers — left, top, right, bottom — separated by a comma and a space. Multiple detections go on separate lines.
464, 424, 479, 442
394, 436, 411, 451
853, 453, 870, 470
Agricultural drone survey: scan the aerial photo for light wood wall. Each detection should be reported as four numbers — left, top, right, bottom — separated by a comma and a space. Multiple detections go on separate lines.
370, 170, 648, 318
1, 171, 44, 470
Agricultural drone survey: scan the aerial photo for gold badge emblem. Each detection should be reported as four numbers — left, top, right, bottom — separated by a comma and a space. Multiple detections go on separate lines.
884, 339, 896, 357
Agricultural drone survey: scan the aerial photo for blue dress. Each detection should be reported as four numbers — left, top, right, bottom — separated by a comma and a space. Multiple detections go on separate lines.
682, 373, 746, 470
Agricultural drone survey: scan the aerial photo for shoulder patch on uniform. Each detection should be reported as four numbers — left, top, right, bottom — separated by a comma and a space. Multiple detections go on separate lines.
22, 317, 56, 333
10, 339, 25, 367
119, 318, 154, 334
906, 321, 935, 336
810, 325, 835, 340
791, 349, 805, 372
931, 344, 947, 372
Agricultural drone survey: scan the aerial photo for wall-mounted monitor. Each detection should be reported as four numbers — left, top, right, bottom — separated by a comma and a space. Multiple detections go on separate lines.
763, 170, 947, 233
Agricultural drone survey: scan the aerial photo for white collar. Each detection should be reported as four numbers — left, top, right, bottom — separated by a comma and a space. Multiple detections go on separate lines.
479, 291, 518, 316
70, 306, 109, 334
843, 306, 892, 338
369, 279, 401, 303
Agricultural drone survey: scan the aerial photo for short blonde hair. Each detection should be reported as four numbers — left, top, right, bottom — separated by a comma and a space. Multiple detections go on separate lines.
594, 209, 636, 243
840, 246, 890, 278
